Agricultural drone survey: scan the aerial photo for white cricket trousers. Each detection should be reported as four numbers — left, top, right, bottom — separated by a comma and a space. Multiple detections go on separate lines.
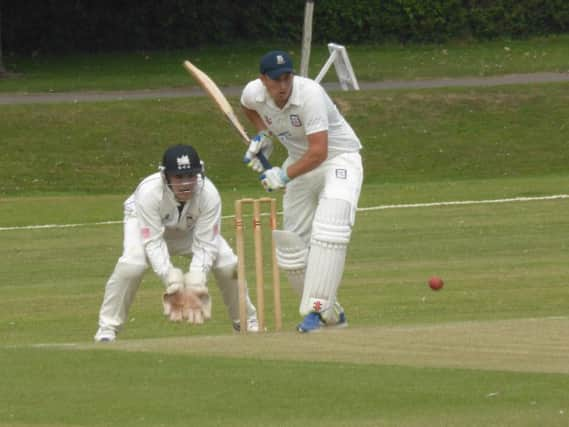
97, 214, 239, 332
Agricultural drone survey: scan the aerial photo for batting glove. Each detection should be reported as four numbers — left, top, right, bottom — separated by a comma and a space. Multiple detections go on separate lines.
244, 130, 273, 173
260, 167, 290, 192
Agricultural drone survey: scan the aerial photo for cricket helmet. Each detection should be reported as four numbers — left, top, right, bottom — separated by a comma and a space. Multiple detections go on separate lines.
161, 144, 203, 176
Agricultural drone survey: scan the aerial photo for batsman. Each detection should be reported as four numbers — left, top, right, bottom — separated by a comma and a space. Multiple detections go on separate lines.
240, 51, 363, 332
94, 144, 259, 342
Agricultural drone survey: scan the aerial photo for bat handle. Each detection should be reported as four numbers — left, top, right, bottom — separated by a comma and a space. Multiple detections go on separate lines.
257, 152, 272, 170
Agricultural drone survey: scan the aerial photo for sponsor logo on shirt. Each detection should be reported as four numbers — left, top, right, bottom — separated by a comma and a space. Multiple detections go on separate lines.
264, 115, 272, 125
141, 227, 151, 239
289, 114, 302, 127
335, 169, 347, 179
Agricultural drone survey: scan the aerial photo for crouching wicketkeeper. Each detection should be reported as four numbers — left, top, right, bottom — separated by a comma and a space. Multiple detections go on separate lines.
94, 144, 259, 342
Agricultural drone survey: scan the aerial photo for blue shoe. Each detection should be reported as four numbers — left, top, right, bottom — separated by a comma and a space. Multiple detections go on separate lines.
297, 312, 324, 333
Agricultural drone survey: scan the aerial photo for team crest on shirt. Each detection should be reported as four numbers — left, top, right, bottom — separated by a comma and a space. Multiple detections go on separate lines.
264, 115, 272, 125
289, 114, 302, 127
335, 169, 347, 179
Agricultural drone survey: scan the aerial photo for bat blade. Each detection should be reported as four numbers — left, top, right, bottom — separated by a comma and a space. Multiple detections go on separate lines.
183, 60, 271, 170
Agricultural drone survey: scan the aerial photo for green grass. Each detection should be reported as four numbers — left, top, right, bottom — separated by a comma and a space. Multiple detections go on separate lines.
2, 35, 569, 92
1, 179, 569, 426
1, 39, 569, 426
2, 83, 569, 196
1, 347, 568, 427
2, 178, 569, 343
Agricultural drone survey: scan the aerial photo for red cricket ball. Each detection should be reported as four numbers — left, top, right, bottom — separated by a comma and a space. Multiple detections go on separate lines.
428, 276, 444, 291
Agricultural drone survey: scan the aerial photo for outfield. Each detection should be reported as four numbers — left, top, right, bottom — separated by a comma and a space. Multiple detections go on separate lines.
1, 40, 568, 426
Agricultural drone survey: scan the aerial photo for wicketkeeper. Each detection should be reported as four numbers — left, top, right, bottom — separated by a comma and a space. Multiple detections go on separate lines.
94, 144, 259, 342
240, 51, 363, 333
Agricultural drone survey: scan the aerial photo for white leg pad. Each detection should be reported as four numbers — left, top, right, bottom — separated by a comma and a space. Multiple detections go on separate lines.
273, 230, 309, 270
212, 264, 257, 322
97, 261, 147, 333
286, 269, 305, 296
273, 230, 308, 295
300, 199, 353, 316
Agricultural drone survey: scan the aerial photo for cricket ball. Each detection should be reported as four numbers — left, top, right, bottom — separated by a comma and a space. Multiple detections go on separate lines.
428, 276, 444, 291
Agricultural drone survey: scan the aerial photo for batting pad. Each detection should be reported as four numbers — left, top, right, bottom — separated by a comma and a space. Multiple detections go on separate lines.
273, 230, 308, 295
300, 199, 352, 316
273, 230, 308, 270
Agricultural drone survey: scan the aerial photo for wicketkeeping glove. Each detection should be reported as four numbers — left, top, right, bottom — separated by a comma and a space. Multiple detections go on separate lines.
260, 167, 290, 192
163, 267, 184, 318
162, 288, 209, 323
162, 267, 211, 324
243, 130, 273, 173
184, 270, 212, 321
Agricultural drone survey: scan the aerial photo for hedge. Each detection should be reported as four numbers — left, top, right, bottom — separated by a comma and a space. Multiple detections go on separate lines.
2, 0, 569, 53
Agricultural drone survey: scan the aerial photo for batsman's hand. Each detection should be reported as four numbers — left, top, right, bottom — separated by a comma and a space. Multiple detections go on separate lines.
244, 130, 273, 173
260, 167, 290, 192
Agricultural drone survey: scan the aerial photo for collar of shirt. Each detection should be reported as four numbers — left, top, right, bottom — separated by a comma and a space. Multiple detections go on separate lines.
256, 75, 302, 111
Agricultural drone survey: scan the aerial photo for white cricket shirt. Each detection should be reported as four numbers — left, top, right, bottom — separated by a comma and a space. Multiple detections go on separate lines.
241, 75, 362, 161
124, 172, 221, 282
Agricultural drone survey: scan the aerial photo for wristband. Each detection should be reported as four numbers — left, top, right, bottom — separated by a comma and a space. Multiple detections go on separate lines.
279, 168, 291, 184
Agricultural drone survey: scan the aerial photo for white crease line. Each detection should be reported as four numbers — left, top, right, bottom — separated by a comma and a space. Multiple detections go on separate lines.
4, 316, 567, 351
358, 194, 569, 211
1, 194, 567, 232
0, 220, 123, 231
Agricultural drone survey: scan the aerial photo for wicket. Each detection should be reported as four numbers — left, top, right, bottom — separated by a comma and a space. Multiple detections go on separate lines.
234, 197, 282, 334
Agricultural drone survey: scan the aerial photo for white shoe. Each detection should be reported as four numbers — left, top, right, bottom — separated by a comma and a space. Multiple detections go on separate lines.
247, 317, 260, 332
232, 317, 260, 333
94, 328, 116, 342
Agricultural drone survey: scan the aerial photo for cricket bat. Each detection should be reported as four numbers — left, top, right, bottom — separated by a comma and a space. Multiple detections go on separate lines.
183, 60, 271, 170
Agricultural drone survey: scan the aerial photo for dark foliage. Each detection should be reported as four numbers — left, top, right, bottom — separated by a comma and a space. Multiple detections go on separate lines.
2, 0, 569, 54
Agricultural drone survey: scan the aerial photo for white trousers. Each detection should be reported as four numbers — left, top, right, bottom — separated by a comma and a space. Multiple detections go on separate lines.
283, 152, 363, 246
97, 215, 250, 333
282, 152, 363, 317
